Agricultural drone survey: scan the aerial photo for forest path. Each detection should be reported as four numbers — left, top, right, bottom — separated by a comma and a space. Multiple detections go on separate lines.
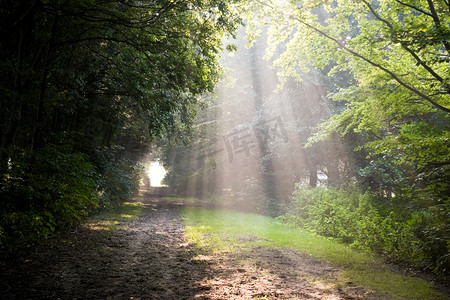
1, 194, 378, 299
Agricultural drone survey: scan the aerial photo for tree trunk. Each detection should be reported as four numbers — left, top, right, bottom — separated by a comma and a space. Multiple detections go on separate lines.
309, 165, 318, 187
249, 42, 279, 216
326, 159, 340, 187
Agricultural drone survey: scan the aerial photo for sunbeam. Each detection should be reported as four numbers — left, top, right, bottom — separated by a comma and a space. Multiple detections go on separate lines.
1, 0, 448, 298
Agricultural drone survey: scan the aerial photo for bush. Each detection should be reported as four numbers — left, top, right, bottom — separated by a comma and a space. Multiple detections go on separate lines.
281, 184, 450, 274
0, 145, 144, 254
0, 145, 99, 252
82, 147, 143, 210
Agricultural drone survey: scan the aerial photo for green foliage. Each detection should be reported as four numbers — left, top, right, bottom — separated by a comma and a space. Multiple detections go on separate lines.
0, 0, 243, 253
282, 185, 450, 274
0, 144, 145, 253
240, 0, 450, 276
0, 145, 98, 252
245, 0, 450, 174
90, 148, 142, 208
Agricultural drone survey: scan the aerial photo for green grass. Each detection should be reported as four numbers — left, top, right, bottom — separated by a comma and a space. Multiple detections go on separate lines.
86, 196, 144, 231
181, 207, 446, 300
162, 196, 200, 204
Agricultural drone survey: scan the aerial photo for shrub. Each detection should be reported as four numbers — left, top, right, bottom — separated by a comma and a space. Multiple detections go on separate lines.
281, 184, 449, 274
0, 145, 99, 252
88, 148, 142, 209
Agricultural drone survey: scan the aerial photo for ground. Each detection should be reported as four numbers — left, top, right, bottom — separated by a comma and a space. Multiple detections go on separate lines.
0, 194, 418, 299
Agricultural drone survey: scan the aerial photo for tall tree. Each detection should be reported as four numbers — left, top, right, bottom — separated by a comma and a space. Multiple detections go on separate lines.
0, 0, 243, 250
1, 0, 243, 156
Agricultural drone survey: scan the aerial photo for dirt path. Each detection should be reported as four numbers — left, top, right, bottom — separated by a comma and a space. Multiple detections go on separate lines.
1, 195, 379, 299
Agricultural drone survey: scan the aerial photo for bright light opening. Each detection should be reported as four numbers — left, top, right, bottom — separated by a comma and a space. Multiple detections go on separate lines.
147, 162, 167, 187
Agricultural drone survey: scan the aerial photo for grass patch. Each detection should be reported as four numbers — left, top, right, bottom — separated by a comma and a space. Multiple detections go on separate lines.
163, 196, 200, 204
85, 196, 144, 231
181, 207, 446, 300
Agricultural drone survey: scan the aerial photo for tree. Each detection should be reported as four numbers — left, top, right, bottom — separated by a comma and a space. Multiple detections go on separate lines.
0, 0, 243, 251
242, 0, 449, 273
242, 0, 449, 189
158, 26, 354, 214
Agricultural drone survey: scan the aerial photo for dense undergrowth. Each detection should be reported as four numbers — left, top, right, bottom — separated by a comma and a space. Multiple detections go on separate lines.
0, 145, 142, 255
280, 185, 450, 276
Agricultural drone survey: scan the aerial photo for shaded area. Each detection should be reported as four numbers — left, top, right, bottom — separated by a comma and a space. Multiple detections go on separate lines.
0, 196, 210, 299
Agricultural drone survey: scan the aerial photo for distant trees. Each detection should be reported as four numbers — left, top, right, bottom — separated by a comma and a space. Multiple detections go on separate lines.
0, 0, 242, 252
158, 28, 345, 214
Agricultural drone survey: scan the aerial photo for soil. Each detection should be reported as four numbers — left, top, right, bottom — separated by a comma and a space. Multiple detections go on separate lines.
0, 194, 413, 299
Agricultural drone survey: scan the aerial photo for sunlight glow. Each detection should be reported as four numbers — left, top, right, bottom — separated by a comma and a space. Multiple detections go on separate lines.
148, 161, 167, 187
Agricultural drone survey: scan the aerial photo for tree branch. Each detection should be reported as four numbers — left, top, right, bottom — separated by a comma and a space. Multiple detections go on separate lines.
427, 161, 450, 167
290, 17, 450, 112
394, 0, 432, 17
251, 1, 450, 112
426, 0, 450, 55
362, 0, 445, 83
